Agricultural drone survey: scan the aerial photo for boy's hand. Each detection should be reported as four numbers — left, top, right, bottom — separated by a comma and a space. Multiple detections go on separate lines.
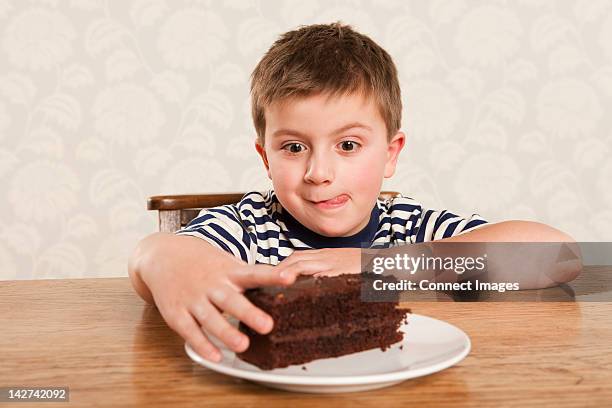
274, 248, 362, 278
143, 252, 296, 363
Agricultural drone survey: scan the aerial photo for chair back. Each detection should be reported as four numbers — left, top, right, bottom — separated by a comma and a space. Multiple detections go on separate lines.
148, 191, 400, 232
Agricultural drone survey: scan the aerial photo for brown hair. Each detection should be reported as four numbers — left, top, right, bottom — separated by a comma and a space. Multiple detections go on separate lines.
251, 22, 402, 144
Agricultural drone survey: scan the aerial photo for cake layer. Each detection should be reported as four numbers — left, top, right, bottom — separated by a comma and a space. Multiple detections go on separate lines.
238, 323, 405, 370
248, 298, 401, 333
241, 310, 407, 343
244, 273, 403, 333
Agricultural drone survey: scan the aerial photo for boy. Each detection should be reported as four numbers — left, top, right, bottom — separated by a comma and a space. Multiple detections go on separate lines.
128, 23, 581, 364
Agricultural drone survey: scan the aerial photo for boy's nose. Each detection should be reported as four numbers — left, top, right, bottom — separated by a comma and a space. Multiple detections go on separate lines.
304, 153, 333, 185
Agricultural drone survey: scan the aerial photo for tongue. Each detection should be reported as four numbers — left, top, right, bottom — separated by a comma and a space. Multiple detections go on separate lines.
326, 194, 348, 204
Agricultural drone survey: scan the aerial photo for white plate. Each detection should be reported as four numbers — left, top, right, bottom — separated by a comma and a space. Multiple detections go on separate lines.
185, 313, 470, 393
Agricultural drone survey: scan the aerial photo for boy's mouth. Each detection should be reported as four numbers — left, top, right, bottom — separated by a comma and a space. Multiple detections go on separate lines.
308, 194, 350, 210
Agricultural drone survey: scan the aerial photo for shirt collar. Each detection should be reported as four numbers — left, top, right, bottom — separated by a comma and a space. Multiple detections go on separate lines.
276, 198, 380, 249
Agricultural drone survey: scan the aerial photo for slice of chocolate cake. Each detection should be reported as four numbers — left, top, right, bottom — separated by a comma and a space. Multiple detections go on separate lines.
237, 273, 409, 370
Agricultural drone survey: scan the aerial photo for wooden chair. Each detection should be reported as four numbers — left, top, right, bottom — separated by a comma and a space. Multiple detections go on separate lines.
148, 191, 401, 233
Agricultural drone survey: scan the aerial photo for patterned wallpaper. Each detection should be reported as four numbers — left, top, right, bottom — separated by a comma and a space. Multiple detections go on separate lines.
1, 0, 611, 280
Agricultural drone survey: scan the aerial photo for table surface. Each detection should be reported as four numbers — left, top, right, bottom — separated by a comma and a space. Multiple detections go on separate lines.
1, 267, 612, 407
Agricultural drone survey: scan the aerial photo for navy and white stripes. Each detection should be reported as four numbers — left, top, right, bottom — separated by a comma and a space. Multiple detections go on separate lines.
175, 190, 488, 265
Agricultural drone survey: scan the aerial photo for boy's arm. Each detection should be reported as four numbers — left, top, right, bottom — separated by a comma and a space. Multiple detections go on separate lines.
273, 221, 583, 290
127, 232, 297, 362
442, 220, 574, 243
439, 220, 583, 288
128, 233, 159, 304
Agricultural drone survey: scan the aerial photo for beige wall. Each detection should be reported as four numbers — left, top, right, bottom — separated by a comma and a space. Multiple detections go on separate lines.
1, 0, 611, 280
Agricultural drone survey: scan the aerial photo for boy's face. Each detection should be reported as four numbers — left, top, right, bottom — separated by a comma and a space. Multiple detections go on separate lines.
255, 91, 405, 238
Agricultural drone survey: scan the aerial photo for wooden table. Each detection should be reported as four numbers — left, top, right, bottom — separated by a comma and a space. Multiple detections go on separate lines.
1, 267, 611, 407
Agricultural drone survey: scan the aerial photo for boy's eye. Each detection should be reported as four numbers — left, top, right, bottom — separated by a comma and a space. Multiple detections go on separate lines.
339, 141, 360, 152
283, 143, 305, 153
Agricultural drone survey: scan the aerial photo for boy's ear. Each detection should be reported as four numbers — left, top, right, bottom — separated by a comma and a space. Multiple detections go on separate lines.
254, 138, 272, 179
384, 131, 406, 178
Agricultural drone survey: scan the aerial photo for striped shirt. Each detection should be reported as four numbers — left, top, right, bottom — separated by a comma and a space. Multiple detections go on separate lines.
175, 190, 488, 265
